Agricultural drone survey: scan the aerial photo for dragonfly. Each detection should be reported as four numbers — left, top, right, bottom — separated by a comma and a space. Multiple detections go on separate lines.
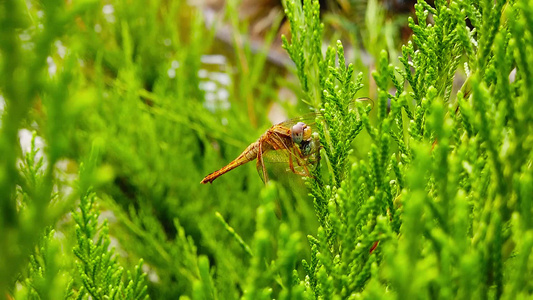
200, 115, 321, 184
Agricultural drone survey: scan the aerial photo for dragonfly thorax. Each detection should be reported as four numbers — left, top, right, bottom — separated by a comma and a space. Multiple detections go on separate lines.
300, 134, 319, 156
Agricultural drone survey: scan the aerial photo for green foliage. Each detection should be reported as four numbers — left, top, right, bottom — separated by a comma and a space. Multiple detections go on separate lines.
14, 229, 72, 300
72, 190, 149, 299
1, 0, 532, 298
10, 137, 149, 299
280, 0, 533, 298
0, 0, 93, 293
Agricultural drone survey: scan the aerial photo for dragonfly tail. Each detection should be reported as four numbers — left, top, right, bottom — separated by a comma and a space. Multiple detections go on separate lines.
200, 143, 259, 184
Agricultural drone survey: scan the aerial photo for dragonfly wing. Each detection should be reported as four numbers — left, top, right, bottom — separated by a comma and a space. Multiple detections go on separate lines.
275, 113, 321, 129
261, 131, 319, 178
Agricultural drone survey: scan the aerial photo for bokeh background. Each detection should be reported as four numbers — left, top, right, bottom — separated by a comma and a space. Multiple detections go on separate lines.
1, 0, 531, 299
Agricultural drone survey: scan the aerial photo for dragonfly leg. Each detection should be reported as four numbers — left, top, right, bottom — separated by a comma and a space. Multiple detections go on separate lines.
289, 145, 311, 177
288, 146, 297, 173
295, 163, 310, 176
295, 149, 311, 176
299, 162, 311, 177
257, 142, 269, 182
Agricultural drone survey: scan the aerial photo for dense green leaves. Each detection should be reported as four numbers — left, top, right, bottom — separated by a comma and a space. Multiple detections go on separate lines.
73, 190, 149, 300
1, 0, 532, 298
283, 0, 533, 298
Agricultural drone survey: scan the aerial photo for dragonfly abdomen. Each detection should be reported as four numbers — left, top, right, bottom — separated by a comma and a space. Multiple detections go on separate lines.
200, 141, 260, 184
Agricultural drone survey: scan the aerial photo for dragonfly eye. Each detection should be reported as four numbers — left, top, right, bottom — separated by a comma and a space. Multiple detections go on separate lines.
303, 126, 312, 140
291, 122, 306, 144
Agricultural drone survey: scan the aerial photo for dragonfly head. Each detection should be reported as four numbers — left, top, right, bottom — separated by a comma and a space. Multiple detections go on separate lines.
291, 122, 312, 144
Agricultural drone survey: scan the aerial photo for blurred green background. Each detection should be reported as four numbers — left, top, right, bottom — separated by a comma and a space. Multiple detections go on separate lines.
1, 0, 401, 297
1, 0, 532, 299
